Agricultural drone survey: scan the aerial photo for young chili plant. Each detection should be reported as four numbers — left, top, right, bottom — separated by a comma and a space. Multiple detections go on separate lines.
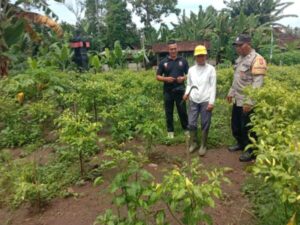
55, 109, 102, 176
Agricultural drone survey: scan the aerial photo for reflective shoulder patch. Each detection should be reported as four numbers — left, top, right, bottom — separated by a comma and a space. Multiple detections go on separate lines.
252, 56, 267, 75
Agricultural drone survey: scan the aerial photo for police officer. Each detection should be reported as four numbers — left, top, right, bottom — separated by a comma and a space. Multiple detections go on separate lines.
227, 34, 267, 162
156, 40, 189, 138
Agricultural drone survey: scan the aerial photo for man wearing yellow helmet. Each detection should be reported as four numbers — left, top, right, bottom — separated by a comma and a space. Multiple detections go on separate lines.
183, 45, 216, 156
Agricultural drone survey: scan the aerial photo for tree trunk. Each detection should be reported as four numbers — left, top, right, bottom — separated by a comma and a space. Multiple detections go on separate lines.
79, 151, 84, 176
93, 96, 98, 122
0, 56, 9, 77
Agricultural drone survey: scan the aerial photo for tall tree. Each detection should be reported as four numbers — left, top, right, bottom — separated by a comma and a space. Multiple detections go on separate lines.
104, 0, 139, 48
65, 0, 85, 26
224, 0, 297, 26
81, 0, 107, 51
129, 0, 180, 28
84, 0, 106, 34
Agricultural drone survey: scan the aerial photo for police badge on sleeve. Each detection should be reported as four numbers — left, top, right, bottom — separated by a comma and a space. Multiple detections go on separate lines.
252, 56, 267, 75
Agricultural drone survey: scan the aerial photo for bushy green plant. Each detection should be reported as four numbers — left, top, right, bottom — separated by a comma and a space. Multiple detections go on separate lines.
95, 157, 229, 225
103, 41, 127, 69
217, 68, 234, 98
96, 167, 155, 225
89, 54, 102, 73
272, 51, 300, 66
0, 97, 55, 148
136, 120, 163, 152
33, 42, 74, 71
243, 176, 294, 225
208, 99, 234, 147
245, 74, 300, 223
157, 159, 230, 225
267, 65, 300, 90
100, 149, 148, 172
56, 110, 101, 176
12, 162, 51, 209
0, 152, 82, 209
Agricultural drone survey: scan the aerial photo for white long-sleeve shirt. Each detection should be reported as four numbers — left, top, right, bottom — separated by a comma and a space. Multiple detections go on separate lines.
185, 63, 217, 105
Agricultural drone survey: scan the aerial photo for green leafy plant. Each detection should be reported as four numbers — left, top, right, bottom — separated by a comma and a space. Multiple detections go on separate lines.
12, 162, 50, 210
103, 41, 127, 69
49, 43, 74, 71
89, 54, 102, 73
56, 109, 101, 176
100, 149, 148, 172
95, 157, 229, 225
0, 97, 55, 148
95, 167, 155, 225
243, 176, 295, 225
136, 120, 163, 153
272, 50, 300, 66
157, 159, 230, 225
132, 50, 145, 70
245, 73, 300, 223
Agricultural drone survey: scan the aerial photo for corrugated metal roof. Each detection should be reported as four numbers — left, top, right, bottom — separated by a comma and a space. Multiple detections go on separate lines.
152, 41, 210, 53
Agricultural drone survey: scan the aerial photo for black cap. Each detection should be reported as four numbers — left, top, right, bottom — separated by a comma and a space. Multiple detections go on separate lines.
232, 34, 251, 45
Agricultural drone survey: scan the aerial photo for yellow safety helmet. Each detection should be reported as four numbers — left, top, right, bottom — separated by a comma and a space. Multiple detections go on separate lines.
194, 45, 207, 56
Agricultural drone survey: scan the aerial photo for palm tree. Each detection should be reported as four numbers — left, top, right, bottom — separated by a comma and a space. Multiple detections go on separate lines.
157, 23, 175, 43
223, 0, 298, 26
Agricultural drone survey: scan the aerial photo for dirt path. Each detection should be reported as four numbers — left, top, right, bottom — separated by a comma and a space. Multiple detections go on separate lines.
0, 145, 255, 225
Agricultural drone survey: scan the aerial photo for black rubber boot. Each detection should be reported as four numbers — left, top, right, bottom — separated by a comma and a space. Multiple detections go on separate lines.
239, 150, 255, 162
228, 144, 242, 152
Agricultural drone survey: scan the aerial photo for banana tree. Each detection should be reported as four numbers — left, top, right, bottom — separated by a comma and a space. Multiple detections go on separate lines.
0, 0, 64, 77
172, 6, 216, 41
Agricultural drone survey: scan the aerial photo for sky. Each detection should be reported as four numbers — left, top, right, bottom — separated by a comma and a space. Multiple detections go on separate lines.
48, 0, 300, 28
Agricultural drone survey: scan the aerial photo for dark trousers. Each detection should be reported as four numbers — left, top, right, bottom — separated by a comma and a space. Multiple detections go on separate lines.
188, 101, 212, 132
231, 104, 256, 151
164, 90, 188, 132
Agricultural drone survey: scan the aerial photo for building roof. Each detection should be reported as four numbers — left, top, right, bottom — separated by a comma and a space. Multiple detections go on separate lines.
273, 27, 300, 49
152, 41, 210, 53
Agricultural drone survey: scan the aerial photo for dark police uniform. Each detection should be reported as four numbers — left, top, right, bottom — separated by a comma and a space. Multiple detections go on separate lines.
157, 56, 189, 132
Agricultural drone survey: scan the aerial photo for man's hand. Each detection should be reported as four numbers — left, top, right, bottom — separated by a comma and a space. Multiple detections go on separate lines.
176, 76, 185, 83
243, 104, 252, 113
182, 94, 189, 101
207, 104, 214, 111
164, 77, 176, 83
226, 96, 233, 104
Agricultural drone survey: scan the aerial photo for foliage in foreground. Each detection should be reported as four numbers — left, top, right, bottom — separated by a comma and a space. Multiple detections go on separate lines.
94, 152, 229, 225
244, 66, 300, 224
0, 65, 299, 225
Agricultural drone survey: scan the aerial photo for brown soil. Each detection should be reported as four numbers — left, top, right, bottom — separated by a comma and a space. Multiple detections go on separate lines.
0, 144, 255, 225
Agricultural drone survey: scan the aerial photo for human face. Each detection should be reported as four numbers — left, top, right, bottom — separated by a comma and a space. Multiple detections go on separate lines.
168, 43, 178, 59
234, 42, 251, 56
195, 55, 206, 65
